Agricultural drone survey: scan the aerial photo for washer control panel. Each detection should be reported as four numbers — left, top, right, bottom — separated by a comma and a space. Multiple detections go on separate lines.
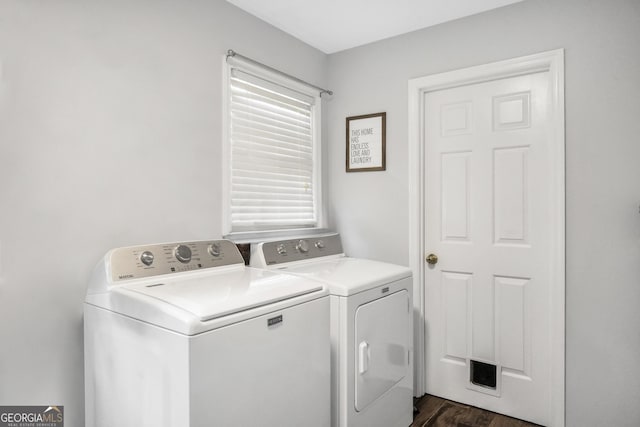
259, 234, 343, 265
109, 240, 244, 282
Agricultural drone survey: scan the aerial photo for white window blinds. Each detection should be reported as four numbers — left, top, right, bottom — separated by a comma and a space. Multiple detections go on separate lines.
226, 67, 320, 233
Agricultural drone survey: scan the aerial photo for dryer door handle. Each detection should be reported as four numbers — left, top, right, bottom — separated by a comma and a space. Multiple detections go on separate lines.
358, 341, 370, 375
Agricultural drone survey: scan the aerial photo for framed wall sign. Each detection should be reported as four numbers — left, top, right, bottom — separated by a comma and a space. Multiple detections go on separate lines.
346, 112, 386, 172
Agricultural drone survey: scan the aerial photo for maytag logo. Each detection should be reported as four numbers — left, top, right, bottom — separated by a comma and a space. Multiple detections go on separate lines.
267, 315, 283, 327
0, 406, 63, 427
118, 274, 134, 280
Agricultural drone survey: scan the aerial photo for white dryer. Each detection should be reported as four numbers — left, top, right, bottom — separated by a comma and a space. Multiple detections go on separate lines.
84, 239, 330, 427
251, 234, 413, 427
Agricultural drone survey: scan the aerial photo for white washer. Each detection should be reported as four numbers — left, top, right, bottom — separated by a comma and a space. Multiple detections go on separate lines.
84, 239, 330, 427
251, 234, 413, 427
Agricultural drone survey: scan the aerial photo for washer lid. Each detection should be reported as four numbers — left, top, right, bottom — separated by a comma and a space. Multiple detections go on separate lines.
281, 258, 412, 296
118, 267, 323, 322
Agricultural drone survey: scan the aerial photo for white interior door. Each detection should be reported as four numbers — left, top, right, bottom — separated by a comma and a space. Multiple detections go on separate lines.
424, 71, 555, 425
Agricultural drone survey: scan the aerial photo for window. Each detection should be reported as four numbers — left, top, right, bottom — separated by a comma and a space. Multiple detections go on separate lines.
223, 55, 322, 236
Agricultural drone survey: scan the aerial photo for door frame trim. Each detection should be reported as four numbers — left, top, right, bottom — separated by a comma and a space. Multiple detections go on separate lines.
407, 49, 565, 426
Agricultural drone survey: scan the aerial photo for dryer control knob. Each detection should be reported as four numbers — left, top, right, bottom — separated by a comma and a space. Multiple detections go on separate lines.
174, 245, 192, 263
296, 239, 309, 253
208, 243, 221, 257
140, 251, 154, 266
276, 244, 287, 255
315, 240, 325, 249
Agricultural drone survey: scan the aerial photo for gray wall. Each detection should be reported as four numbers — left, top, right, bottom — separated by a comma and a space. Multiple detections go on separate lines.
1, 0, 639, 426
326, 0, 640, 426
0, 1, 327, 425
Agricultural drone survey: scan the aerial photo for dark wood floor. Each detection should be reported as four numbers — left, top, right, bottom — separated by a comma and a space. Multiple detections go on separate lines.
412, 395, 542, 427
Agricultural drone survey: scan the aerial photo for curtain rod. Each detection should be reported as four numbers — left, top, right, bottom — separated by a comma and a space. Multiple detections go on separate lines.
226, 49, 333, 97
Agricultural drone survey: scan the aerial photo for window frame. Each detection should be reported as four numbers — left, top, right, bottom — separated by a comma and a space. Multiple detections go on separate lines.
221, 55, 325, 241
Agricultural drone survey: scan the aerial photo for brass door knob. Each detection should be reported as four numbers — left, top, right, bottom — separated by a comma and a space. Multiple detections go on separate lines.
426, 253, 438, 265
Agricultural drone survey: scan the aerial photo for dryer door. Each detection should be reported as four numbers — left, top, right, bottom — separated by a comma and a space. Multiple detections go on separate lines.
354, 289, 410, 411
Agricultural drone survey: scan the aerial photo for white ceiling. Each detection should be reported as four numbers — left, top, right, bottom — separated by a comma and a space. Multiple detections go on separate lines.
226, 0, 523, 54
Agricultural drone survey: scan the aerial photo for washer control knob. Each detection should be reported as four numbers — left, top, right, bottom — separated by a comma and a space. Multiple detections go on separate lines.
174, 245, 192, 263
315, 240, 325, 249
208, 243, 221, 257
140, 251, 154, 266
296, 239, 309, 253
276, 244, 287, 255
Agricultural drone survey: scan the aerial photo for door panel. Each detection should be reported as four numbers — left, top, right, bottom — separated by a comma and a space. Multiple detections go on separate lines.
424, 72, 551, 425
442, 271, 470, 362
441, 152, 471, 241
355, 290, 410, 412
494, 147, 529, 244
495, 275, 529, 374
